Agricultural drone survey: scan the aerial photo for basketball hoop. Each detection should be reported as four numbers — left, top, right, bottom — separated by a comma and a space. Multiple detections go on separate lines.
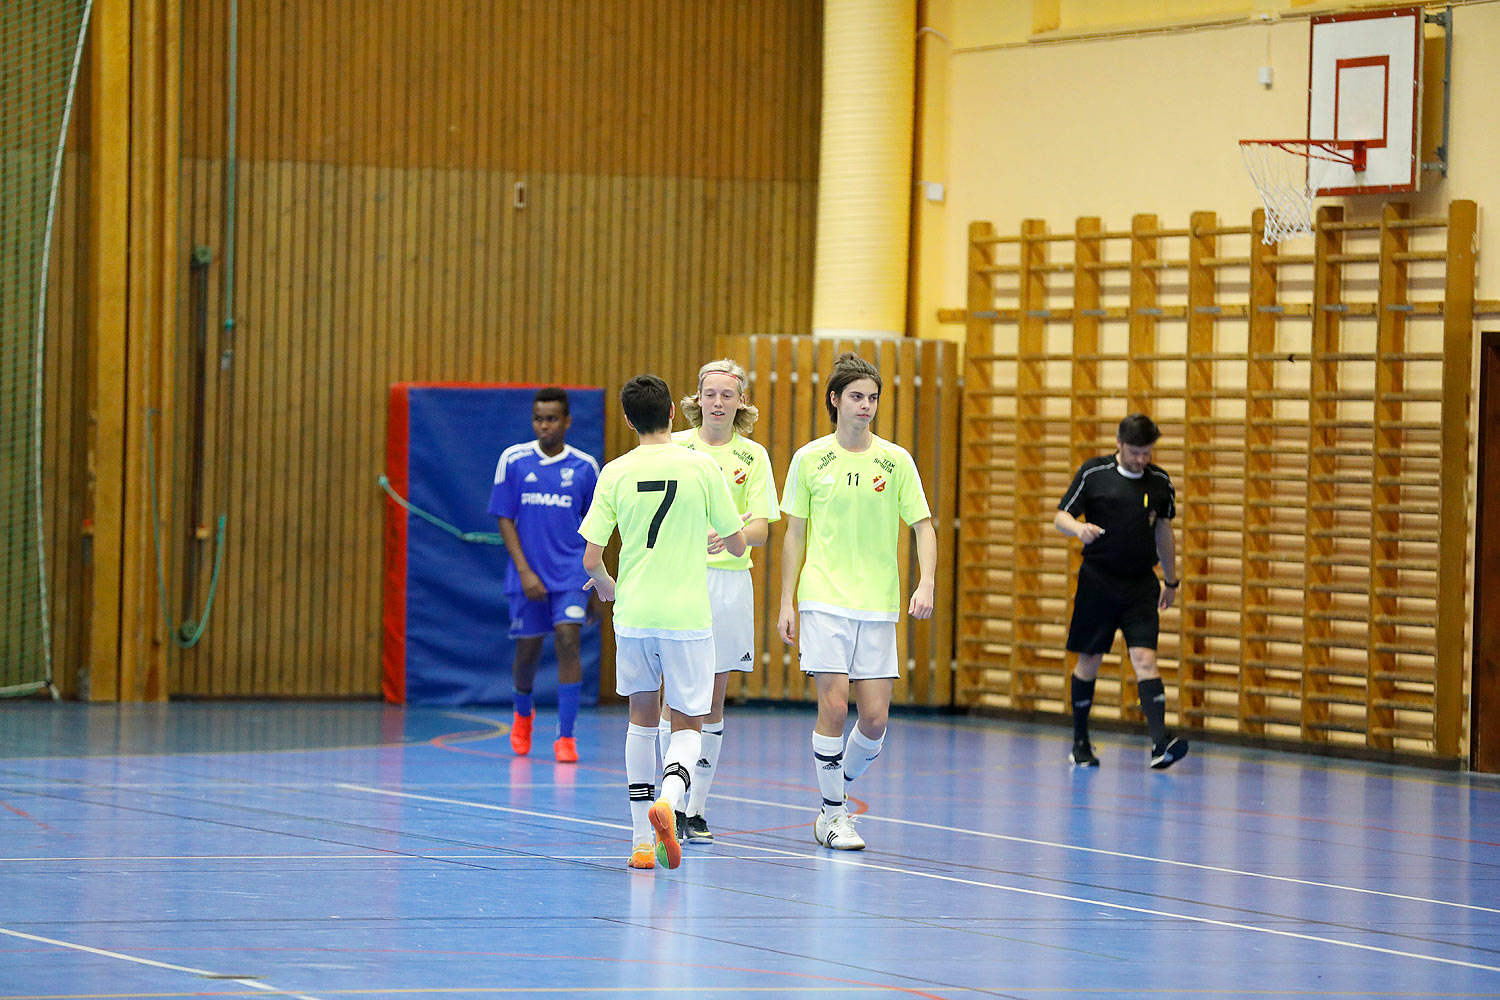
1239, 139, 1367, 244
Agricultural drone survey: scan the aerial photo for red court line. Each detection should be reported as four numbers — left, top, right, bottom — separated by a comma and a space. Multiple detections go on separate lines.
0, 797, 58, 834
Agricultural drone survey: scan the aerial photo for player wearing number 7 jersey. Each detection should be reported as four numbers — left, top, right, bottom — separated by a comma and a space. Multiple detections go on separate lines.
580, 374, 747, 872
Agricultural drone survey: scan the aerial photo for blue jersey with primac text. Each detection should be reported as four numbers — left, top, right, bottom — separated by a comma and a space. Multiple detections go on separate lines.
488, 441, 600, 594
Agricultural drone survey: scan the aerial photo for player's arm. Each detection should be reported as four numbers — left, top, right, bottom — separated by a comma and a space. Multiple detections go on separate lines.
704, 465, 749, 558
1054, 509, 1104, 544
581, 541, 615, 602
1155, 515, 1178, 611
496, 517, 547, 601
711, 515, 764, 553
908, 517, 937, 620
741, 452, 776, 548
742, 517, 769, 547
777, 515, 806, 644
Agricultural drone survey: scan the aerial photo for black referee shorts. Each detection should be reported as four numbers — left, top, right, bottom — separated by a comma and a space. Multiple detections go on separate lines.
1065, 562, 1161, 654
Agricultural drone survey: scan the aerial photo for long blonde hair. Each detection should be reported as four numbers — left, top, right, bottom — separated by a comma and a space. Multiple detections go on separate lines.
679, 358, 760, 434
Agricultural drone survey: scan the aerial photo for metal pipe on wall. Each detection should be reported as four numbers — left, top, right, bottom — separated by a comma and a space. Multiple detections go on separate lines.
812, 0, 916, 340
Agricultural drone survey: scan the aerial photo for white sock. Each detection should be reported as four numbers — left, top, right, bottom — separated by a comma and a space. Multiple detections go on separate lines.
657, 716, 673, 768
843, 725, 885, 785
811, 731, 846, 817
687, 722, 723, 817
625, 723, 657, 843
661, 728, 701, 814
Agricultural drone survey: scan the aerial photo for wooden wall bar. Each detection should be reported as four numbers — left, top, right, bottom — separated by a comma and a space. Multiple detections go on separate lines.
715, 334, 960, 709
959, 204, 1477, 759
156, 0, 822, 696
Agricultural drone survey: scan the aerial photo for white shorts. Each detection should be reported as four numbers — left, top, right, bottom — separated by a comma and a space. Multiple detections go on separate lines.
615, 634, 715, 717
798, 609, 899, 680
708, 567, 756, 674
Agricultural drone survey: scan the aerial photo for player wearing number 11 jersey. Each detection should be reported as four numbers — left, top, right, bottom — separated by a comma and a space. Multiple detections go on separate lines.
580, 374, 746, 872
778, 353, 937, 853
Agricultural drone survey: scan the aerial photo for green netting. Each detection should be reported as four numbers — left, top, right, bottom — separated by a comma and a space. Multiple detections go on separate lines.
0, 1, 93, 697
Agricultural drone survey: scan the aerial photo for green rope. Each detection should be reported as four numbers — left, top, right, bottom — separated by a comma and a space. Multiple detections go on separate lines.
146, 408, 227, 648
377, 475, 503, 545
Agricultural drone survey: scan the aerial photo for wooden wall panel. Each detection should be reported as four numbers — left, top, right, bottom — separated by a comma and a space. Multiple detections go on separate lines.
715, 334, 960, 709
166, 0, 822, 695
181, 0, 822, 181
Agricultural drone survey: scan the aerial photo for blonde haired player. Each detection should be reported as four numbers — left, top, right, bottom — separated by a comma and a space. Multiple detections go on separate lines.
581, 375, 747, 871
657, 359, 779, 843
778, 353, 937, 851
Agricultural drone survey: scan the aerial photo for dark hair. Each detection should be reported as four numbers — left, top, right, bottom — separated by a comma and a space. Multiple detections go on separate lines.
533, 386, 569, 415
1117, 413, 1161, 447
620, 374, 673, 434
823, 353, 882, 424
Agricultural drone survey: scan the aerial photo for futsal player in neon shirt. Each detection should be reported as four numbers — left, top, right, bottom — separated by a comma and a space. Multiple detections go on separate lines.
580, 374, 748, 870
777, 353, 938, 851
658, 358, 780, 843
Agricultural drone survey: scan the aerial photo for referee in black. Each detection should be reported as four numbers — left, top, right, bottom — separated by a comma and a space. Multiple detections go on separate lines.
1054, 413, 1187, 770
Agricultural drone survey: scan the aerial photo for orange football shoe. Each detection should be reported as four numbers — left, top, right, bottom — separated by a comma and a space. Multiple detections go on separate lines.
509, 712, 533, 756
648, 797, 682, 870
627, 842, 656, 870
553, 736, 578, 763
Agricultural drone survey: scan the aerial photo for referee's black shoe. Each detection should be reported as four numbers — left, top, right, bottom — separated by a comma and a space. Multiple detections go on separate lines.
1150, 735, 1189, 770
1069, 740, 1100, 767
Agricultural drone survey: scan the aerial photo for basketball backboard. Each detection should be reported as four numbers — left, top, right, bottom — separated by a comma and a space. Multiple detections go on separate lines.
1307, 6, 1423, 195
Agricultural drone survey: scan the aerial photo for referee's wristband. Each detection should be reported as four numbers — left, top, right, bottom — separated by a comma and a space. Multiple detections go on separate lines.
1162, 579, 1179, 588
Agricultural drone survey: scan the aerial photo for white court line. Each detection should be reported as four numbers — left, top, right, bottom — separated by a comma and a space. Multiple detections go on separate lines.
0, 780, 620, 790
339, 783, 1500, 975
721, 838, 1500, 975
0, 853, 738, 863
710, 791, 1500, 916
0, 927, 324, 1000
335, 785, 631, 831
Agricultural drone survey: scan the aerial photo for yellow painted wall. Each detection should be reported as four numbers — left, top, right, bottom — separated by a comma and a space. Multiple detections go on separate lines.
930, 4, 1498, 320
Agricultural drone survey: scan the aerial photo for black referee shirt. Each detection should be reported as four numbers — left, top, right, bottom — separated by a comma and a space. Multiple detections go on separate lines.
1058, 456, 1175, 576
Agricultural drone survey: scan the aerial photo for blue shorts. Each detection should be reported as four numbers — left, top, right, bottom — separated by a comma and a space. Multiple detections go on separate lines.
507, 588, 591, 639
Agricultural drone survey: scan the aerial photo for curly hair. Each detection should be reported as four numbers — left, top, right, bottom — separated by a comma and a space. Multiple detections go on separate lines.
679, 358, 759, 434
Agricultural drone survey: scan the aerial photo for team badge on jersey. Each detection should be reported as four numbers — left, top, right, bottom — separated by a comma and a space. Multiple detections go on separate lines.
561, 467, 574, 485
733, 468, 748, 485
872, 475, 887, 493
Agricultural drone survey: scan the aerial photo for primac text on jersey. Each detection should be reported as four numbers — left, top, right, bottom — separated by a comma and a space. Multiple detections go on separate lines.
520, 492, 575, 507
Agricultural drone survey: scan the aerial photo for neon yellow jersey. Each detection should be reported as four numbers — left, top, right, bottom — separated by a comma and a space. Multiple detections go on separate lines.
781, 433, 932, 621
579, 443, 745, 638
673, 428, 779, 571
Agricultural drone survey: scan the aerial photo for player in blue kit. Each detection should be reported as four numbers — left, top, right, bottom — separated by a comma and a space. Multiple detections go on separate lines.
489, 387, 601, 763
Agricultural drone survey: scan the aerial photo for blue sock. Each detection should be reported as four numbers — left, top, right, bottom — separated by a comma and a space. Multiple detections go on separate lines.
513, 689, 533, 718
557, 682, 581, 738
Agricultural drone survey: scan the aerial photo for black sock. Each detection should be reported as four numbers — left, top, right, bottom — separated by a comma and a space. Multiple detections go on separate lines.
1070, 674, 1095, 744
1137, 677, 1167, 746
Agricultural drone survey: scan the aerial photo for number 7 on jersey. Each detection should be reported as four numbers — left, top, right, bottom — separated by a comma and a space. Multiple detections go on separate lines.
637, 480, 677, 548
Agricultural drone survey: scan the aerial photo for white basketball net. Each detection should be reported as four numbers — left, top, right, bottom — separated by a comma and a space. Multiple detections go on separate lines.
1239, 140, 1355, 245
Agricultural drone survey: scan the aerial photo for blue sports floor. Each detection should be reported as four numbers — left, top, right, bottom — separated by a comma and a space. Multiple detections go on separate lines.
2, 702, 1499, 999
